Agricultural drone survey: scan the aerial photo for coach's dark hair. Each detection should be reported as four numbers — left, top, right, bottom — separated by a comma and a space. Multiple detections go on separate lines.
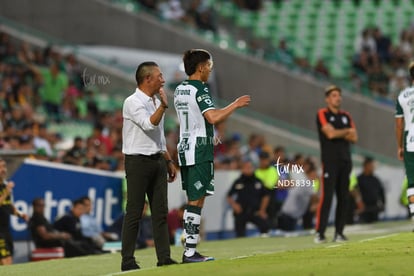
135, 61, 158, 85
183, 49, 211, 76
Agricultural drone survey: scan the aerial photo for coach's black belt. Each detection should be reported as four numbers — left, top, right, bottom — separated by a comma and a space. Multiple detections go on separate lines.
135, 152, 163, 160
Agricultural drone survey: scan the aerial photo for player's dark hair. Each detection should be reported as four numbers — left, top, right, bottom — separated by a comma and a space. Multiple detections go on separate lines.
183, 49, 211, 76
135, 61, 158, 85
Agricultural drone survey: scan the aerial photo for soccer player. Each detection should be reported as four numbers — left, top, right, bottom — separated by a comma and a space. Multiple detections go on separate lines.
395, 61, 414, 226
315, 85, 358, 243
0, 158, 28, 265
174, 49, 250, 262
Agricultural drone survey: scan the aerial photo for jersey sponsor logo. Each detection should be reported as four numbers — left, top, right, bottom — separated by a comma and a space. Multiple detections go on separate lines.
403, 89, 414, 98
408, 99, 414, 106
175, 101, 188, 109
178, 138, 190, 152
255, 182, 262, 190
204, 98, 213, 106
197, 94, 212, 103
176, 89, 191, 95
329, 116, 335, 122
342, 116, 348, 125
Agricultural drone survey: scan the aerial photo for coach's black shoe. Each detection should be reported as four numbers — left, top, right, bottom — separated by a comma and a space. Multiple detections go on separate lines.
121, 261, 140, 271
332, 233, 348, 242
182, 251, 215, 263
157, 258, 179, 267
314, 233, 327, 244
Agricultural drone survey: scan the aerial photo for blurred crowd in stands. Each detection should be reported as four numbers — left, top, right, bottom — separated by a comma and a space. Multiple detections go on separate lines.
351, 26, 413, 101
138, 0, 217, 33
134, 0, 414, 105
0, 31, 125, 171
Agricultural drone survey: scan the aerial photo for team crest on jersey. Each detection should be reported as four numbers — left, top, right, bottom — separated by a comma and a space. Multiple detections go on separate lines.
329, 116, 335, 122
194, 181, 203, 190
342, 116, 348, 124
235, 183, 244, 190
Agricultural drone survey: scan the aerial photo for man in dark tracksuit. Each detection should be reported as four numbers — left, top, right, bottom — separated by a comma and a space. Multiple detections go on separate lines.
315, 85, 358, 243
227, 160, 270, 237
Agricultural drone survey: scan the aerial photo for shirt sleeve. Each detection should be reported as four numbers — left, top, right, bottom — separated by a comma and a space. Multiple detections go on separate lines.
227, 181, 237, 197
346, 112, 356, 128
317, 109, 327, 129
395, 98, 403, 118
124, 97, 156, 131
195, 85, 215, 114
160, 122, 167, 152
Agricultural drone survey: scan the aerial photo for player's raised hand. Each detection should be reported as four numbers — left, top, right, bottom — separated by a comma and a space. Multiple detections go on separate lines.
158, 88, 169, 108
234, 95, 251, 108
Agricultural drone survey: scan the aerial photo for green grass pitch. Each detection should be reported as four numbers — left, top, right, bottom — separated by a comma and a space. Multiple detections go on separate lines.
1, 221, 413, 275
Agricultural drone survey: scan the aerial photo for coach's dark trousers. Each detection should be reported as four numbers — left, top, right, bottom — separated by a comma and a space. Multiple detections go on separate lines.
121, 154, 170, 264
316, 159, 352, 236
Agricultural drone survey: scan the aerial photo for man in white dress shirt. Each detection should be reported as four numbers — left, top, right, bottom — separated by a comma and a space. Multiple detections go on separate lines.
121, 61, 177, 271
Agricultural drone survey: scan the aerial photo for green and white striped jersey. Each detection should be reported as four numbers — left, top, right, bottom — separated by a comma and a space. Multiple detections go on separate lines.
174, 80, 215, 166
396, 86, 414, 152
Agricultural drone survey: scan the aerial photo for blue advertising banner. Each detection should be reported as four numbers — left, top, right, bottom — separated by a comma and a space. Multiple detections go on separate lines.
9, 159, 123, 240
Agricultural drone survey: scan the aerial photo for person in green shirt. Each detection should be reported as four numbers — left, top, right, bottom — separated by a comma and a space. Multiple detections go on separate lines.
29, 62, 68, 121
255, 151, 279, 229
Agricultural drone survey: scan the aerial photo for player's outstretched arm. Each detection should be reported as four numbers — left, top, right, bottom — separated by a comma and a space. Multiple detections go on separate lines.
203, 95, 251, 125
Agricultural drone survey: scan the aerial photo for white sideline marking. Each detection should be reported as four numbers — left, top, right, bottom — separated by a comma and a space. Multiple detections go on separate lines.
358, 233, 399, 243
230, 255, 251, 260
326, 244, 344, 248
